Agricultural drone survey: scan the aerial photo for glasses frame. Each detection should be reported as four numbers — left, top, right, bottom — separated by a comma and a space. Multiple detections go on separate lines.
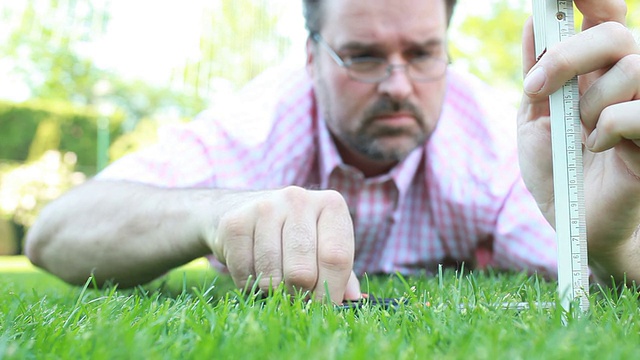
311, 33, 448, 83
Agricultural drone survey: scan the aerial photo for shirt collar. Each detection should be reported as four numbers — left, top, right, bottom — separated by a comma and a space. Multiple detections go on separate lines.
317, 112, 344, 188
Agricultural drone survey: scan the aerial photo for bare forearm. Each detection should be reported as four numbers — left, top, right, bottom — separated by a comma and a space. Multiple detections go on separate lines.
25, 180, 219, 287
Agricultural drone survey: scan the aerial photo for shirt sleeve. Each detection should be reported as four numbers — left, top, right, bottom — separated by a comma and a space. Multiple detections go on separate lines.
96, 121, 216, 187
96, 115, 269, 189
97, 66, 312, 189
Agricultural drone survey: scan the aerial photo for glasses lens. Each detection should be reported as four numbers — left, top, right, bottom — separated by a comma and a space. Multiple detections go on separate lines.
408, 58, 447, 81
347, 58, 387, 82
348, 57, 447, 82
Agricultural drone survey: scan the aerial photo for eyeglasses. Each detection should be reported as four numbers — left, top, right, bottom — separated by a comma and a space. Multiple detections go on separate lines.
311, 33, 448, 83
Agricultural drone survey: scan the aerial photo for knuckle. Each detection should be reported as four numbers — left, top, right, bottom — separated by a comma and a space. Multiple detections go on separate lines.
579, 89, 599, 119
607, 22, 637, 50
602, 21, 628, 41
318, 245, 353, 272
552, 48, 574, 75
586, 2, 626, 24
613, 0, 628, 19
598, 107, 617, 133
215, 214, 247, 263
254, 197, 276, 218
258, 273, 283, 291
279, 185, 310, 208
319, 189, 348, 210
319, 191, 354, 234
616, 54, 640, 78
284, 266, 318, 290
217, 212, 247, 238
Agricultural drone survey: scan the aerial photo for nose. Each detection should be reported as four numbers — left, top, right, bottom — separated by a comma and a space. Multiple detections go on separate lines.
377, 63, 413, 100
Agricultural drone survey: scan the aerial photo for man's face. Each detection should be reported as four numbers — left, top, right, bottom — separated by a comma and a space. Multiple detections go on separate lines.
307, 0, 449, 171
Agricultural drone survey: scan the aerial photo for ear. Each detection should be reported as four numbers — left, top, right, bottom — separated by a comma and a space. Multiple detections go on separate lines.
305, 36, 315, 77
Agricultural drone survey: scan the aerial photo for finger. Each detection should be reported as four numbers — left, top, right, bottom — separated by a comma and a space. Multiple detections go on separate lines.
581, 54, 640, 133
574, 0, 627, 29
585, 100, 640, 152
252, 198, 285, 292
524, 22, 638, 97
343, 271, 362, 301
314, 190, 354, 304
280, 187, 319, 294
520, 17, 553, 126
215, 212, 256, 290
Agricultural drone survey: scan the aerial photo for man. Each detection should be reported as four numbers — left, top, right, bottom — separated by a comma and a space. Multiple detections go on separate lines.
25, 0, 640, 303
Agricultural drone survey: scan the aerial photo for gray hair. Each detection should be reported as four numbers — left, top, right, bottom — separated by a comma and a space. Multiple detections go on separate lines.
302, 0, 458, 35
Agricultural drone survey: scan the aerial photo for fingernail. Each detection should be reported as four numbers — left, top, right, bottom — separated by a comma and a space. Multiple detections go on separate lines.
524, 67, 546, 95
586, 129, 598, 150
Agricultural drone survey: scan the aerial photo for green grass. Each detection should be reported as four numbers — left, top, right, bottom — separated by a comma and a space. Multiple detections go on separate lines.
1, 256, 639, 359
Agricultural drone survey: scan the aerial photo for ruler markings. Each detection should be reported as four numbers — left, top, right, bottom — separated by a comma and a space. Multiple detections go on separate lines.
532, 0, 589, 313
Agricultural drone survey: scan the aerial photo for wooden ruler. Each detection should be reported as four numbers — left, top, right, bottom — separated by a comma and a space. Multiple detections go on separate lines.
532, 0, 589, 313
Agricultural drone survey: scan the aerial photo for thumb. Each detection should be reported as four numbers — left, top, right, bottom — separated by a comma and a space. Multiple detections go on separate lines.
343, 271, 361, 301
522, 17, 537, 76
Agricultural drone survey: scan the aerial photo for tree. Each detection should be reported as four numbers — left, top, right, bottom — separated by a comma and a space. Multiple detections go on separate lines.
449, 0, 530, 103
449, 0, 640, 103
2, 0, 111, 105
173, 0, 291, 102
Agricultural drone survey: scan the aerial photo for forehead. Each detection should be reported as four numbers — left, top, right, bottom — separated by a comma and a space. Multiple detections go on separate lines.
321, 0, 447, 43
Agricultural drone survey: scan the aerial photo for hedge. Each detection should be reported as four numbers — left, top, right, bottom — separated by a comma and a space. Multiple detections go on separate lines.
0, 100, 124, 174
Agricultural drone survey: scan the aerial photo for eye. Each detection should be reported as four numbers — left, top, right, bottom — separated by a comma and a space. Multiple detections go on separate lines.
346, 56, 385, 72
347, 52, 382, 61
407, 49, 433, 60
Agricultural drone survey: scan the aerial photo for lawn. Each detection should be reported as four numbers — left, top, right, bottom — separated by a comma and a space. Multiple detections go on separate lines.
1, 256, 639, 359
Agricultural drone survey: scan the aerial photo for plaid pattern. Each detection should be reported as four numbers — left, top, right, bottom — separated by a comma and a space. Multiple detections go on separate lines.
98, 65, 558, 277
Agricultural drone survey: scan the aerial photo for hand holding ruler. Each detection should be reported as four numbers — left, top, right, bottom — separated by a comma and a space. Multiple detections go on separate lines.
531, 0, 589, 313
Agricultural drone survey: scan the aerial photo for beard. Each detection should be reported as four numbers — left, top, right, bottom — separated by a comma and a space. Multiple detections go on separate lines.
327, 96, 430, 162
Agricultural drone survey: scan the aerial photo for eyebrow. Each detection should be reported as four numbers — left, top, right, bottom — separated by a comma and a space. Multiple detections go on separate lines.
337, 38, 444, 52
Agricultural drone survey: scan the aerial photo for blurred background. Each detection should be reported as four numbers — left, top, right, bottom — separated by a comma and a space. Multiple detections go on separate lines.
1, 0, 638, 255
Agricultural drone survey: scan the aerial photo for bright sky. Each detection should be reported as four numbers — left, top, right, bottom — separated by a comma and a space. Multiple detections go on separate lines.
0, 0, 529, 101
93, 0, 512, 84
93, 1, 307, 85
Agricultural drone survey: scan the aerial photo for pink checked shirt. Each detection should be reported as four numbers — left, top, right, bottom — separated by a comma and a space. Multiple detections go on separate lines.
98, 65, 558, 277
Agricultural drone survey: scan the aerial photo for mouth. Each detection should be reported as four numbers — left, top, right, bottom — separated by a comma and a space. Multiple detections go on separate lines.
370, 113, 418, 127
